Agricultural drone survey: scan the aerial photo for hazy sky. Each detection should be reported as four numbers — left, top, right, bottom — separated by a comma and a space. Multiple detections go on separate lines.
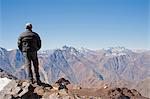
0, 0, 149, 50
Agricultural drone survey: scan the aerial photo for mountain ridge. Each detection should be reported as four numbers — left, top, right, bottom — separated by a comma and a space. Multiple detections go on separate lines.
0, 46, 150, 97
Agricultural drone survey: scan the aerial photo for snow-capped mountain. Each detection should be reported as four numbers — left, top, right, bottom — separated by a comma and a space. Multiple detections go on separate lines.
0, 46, 149, 88
104, 47, 133, 56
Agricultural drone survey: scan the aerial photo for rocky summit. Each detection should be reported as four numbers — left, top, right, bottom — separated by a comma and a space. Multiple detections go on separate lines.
0, 79, 148, 99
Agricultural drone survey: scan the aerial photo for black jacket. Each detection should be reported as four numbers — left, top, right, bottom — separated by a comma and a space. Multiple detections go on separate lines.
18, 29, 41, 52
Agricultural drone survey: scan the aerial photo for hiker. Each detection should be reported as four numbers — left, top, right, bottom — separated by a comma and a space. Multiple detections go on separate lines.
17, 23, 42, 85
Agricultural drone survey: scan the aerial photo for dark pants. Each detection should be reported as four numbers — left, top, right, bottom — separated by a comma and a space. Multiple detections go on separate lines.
23, 51, 40, 83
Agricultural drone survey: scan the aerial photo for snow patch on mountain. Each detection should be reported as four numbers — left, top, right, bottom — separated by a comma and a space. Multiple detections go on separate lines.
132, 49, 149, 53
0, 77, 11, 91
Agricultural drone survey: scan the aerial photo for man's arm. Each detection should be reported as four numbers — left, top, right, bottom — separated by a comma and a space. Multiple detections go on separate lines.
36, 33, 41, 51
17, 35, 22, 51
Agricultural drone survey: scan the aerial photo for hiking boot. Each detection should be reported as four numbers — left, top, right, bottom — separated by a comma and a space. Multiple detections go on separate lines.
36, 80, 42, 86
35, 77, 42, 85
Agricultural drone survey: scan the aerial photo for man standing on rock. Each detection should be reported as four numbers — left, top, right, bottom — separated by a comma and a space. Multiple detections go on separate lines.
18, 23, 42, 85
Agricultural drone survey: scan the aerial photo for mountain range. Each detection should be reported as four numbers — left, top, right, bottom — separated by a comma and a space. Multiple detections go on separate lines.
0, 46, 150, 97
